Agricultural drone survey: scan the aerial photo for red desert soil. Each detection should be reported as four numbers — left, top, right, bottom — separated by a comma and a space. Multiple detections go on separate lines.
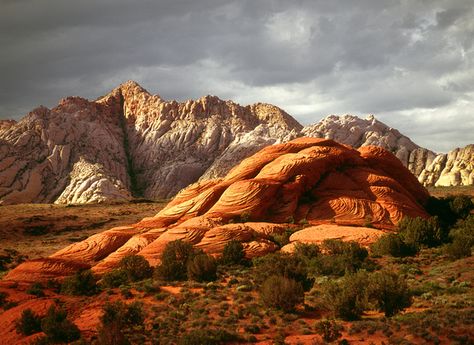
5, 137, 430, 282
0, 201, 166, 260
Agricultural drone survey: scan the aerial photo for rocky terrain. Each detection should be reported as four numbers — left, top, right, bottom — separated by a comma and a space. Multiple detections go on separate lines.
5, 138, 429, 282
0, 81, 471, 205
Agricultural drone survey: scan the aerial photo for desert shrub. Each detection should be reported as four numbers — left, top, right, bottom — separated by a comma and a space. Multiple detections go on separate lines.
119, 254, 153, 282
41, 306, 81, 343
16, 308, 42, 335
61, 269, 98, 296
310, 239, 372, 276
155, 240, 196, 281
97, 301, 145, 345
259, 275, 304, 311
253, 252, 313, 290
0, 249, 26, 271
101, 268, 129, 288
449, 195, 474, 219
0, 292, 7, 307
370, 234, 416, 257
445, 215, 474, 259
179, 328, 240, 345
314, 319, 343, 342
271, 227, 297, 247
426, 195, 473, 230
445, 237, 472, 259
293, 242, 321, 261
322, 271, 368, 320
368, 271, 412, 317
187, 253, 217, 282
398, 216, 444, 249
26, 282, 45, 297
221, 240, 245, 265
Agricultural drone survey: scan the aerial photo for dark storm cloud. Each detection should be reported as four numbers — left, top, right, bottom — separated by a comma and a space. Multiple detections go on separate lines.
1, 0, 473, 152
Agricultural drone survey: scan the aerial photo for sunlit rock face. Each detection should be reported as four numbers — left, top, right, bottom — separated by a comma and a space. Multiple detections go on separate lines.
418, 144, 474, 187
1, 82, 470, 206
5, 138, 430, 282
0, 81, 300, 204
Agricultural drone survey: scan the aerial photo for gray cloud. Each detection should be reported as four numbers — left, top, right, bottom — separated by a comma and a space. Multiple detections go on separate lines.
0, 0, 473, 152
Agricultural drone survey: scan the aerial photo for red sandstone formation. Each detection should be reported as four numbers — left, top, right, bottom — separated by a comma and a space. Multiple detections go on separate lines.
5, 138, 430, 281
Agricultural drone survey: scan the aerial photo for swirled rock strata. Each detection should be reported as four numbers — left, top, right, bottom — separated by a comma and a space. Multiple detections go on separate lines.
5, 138, 430, 281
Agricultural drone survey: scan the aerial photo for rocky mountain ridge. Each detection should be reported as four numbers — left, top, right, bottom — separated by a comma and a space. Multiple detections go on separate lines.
0, 81, 472, 204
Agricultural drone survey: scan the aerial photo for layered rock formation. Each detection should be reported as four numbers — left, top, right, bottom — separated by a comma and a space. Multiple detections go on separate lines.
0, 82, 471, 205
5, 138, 430, 281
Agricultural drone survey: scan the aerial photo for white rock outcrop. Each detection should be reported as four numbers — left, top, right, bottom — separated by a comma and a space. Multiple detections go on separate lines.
0, 82, 471, 205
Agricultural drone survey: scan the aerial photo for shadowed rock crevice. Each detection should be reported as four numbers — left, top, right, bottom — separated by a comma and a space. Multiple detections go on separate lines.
117, 91, 140, 198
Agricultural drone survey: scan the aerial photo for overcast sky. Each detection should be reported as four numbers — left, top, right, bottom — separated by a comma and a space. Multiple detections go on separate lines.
1, 0, 473, 152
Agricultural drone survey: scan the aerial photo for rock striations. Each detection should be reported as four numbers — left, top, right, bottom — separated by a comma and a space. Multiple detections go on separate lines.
0, 81, 472, 205
5, 138, 430, 281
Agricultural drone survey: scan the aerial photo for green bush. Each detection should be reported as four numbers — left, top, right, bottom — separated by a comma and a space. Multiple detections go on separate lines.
310, 239, 372, 276
61, 269, 98, 296
119, 254, 153, 282
16, 308, 42, 335
41, 306, 81, 343
426, 195, 473, 230
368, 271, 412, 317
446, 237, 472, 259
259, 275, 304, 311
101, 268, 129, 288
253, 252, 313, 290
187, 253, 217, 282
370, 234, 416, 257
0, 292, 7, 307
26, 282, 45, 297
271, 228, 295, 247
221, 240, 245, 265
398, 216, 444, 249
314, 319, 342, 342
155, 240, 196, 281
449, 195, 474, 219
293, 242, 321, 261
97, 301, 145, 345
445, 215, 474, 259
179, 328, 240, 345
322, 271, 368, 320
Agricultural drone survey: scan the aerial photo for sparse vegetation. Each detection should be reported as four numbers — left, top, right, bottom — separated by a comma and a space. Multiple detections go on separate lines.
445, 215, 474, 259
310, 239, 374, 276
368, 270, 412, 317
253, 252, 313, 290
322, 271, 368, 320
398, 216, 444, 249
4, 192, 474, 343
179, 328, 241, 345
259, 275, 304, 311
40, 305, 81, 343
97, 301, 145, 345
16, 309, 42, 335
61, 269, 98, 295
155, 240, 196, 281
314, 319, 343, 342
119, 254, 153, 282
221, 240, 246, 265
100, 268, 129, 288
187, 253, 218, 282
370, 233, 416, 257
